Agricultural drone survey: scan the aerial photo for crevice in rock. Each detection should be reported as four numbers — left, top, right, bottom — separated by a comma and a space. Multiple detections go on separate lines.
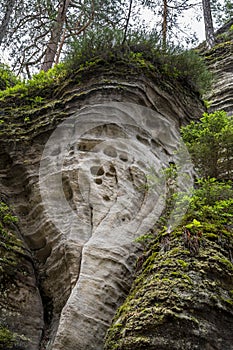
89, 203, 93, 235
38, 282, 54, 350
0, 57, 207, 349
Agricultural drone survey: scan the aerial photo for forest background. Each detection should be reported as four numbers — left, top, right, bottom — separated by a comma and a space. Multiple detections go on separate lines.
0, 0, 232, 79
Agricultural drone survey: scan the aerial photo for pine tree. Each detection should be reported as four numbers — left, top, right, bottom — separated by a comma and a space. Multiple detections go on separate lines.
0, 0, 17, 46
202, 0, 215, 49
0, 0, 126, 76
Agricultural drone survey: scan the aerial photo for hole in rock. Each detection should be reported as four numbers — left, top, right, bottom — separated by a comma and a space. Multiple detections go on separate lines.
77, 139, 101, 152
109, 165, 116, 174
106, 172, 114, 177
95, 178, 102, 185
78, 143, 86, 151
121, 214, 131, 222
96, 167, 104, 176
90, 166, 100, 175
103, 195, 110, 201
62, 174, 73, 202
136, 134, 150, 146
103, 147, 117, 158
69, 144, 74, 151
119, 153, 128, 162
102, 123, 127, 138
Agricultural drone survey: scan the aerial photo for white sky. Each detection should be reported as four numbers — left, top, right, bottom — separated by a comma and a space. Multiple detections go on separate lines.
141, 0, 226, 47
140, 5, 206, 46
181, 6, 206, 44
1, 1, 225, 68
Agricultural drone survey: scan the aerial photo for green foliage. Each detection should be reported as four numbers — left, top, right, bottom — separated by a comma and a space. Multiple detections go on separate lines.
65, 28, 158, 73
0, 63, 66, 106
184, 178, 233, 226
65, 27, 125, 67
181, 110, 233, 179
138, 110, 233, 248
0, 324, 30, 350
0, 326, 15, 349
137, 177, 233, 250
135, 233, 155, 247
159, 49, 213, 94
0, 28, 212, 108
0, 64, 19, 91
65, 28, 211, 94
203, 99, 213, 109
185, 219, 202, 229
0, 201, 21, 252
0, 202, 18, 225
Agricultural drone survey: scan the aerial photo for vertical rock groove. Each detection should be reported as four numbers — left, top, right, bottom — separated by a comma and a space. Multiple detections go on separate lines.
0, 63, 204, 349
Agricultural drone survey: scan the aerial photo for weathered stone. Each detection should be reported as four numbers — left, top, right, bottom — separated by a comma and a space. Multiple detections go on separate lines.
104, 28, 233, 350
0, 59, 204, 350
104, 224, 233, 350
202, 19, 233, 115
0, 200, 43, 350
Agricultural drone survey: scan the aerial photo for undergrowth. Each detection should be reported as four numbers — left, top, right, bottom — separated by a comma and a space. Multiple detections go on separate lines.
0, 29, 212, 108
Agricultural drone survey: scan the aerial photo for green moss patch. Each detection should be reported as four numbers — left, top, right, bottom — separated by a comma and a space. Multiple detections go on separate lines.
105, 177, 233, 349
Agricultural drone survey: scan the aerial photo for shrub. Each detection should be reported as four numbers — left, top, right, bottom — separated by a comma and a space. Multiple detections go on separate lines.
181, 110, 233, 179
0, 63, 66, 106
183, 177, 233, 226
161, 48, 213, 93
0, 64, 19, 91
65, 28, 211, 94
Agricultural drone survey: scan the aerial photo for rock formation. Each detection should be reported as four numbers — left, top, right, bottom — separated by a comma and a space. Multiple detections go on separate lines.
0, 200, 43, 350
104, 26, 233, 350
104, 216, 233, 350
202, 18, 233, 115
0, 56, 204, 350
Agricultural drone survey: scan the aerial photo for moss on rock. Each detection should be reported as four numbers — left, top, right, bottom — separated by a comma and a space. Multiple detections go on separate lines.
104, 178, 233, 350
0, 201, 39, 350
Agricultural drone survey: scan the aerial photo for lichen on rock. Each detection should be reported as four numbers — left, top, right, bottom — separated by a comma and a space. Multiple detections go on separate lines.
1, 35, 232, 350
0, 201, 43, 350
104, 215, 233, 349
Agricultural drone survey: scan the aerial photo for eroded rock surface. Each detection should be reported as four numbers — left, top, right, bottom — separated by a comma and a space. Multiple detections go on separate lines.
0, 61, 204, 349
203, 19, 233, 115
104, 30, 233, 350
40, 102, 196, 350
0, 200, 43, 350
104, 225, 233, 350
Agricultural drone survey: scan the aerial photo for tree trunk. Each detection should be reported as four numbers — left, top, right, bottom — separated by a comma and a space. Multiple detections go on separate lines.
162, 0, 168, 50
0, 0, 17, 46
122, 0, 133, 46
202, 0, 215, 49
41, 0, 71, 71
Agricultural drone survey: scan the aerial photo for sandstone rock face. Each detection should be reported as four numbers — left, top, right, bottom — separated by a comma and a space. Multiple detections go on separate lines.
203, 19, 233, 115
0, 200, 43, 350
104, 30, 233, 350
0, 62, 204, 349
40, 102, 195, 350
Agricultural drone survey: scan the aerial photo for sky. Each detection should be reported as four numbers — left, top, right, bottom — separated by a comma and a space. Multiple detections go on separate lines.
141, 0, 226, 47
1, 1, 225, 69
141, 5, 206, 47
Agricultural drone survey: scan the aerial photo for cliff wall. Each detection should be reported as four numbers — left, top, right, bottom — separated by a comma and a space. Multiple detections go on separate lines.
0, 57, 204, 349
